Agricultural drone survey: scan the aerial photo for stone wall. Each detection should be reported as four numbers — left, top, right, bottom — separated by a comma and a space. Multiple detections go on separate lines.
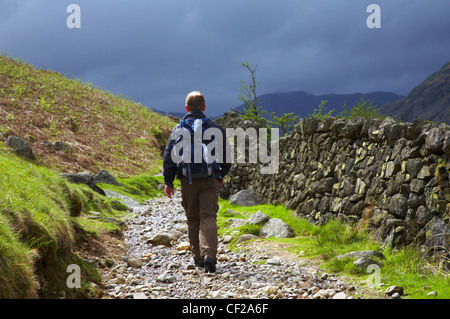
221, 116, 450, 254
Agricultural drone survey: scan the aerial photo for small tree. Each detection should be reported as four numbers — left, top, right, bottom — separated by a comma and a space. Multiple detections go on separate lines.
268, 112, 299, 137
238, 62, 267, 127
339, 96, 384, 119
309, 100, 335, 120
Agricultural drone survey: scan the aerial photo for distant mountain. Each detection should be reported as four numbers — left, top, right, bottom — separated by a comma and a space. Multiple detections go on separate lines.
151, 109, 185, 119
233, 91, 404, 119
381, 62, 450, 124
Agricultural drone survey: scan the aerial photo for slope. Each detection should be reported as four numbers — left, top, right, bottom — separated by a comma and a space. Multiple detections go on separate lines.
381, 62, 450, 124
0, 55, 176, 176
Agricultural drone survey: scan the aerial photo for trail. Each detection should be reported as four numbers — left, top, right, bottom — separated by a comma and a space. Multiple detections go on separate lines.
100, 190, 371, 299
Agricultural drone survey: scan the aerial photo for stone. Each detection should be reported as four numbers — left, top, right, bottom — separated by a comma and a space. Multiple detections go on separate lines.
263, 286, 278, 295
133, 292, 148, 299
389, 194, 408, 217
247, 211, 270, 225
333, 292, 347, 299
425, 127, 446, 154
127, 259, 142, 268
93, 169, 122, 186
385, 285, 404, 296
353, 257, 383, 269
229, 189, 267, 206
336, 250, 386, 261
259, 218, 295, 238
235, 234, 260, 244
177, 242, 191, 251
147, 231, 175, 247
416, 205, 433, 227
222, 235, 233, 244
6, 136, 35, 159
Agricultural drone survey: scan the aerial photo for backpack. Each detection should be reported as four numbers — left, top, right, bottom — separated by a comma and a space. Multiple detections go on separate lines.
174, 117, 221, 186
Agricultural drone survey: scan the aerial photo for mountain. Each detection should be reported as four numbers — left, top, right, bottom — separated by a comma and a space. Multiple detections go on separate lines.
381, 62, 450, 124
233, 91, 404, 119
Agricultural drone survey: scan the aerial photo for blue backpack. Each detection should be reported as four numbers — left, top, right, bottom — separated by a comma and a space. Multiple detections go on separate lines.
175, 118, 221, 186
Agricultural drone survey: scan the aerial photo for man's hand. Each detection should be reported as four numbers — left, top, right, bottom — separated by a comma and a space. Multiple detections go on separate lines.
165, 185, 175, 199
219, 178, 225, 188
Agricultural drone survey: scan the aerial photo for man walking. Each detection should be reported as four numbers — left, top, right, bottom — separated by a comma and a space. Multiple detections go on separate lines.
163, 91, 231, 273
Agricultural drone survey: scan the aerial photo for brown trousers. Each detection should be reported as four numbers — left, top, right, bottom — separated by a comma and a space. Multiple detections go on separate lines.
180, 177, 219, 264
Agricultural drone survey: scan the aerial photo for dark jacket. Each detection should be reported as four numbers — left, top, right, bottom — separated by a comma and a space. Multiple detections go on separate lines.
163, 110, 231, 188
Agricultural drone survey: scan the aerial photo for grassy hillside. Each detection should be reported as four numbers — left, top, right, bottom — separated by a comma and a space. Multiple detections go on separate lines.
0, 55, 177, 176
0, 55, 177, 298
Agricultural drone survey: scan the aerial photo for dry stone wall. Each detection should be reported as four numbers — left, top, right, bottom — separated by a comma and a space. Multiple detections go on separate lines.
221, 116, 450, 254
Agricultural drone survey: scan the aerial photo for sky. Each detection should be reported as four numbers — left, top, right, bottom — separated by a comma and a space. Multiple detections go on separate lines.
1, 0, 449, 117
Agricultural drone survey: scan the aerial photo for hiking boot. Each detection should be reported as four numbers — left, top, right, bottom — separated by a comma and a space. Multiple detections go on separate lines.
204, 256, 216, 273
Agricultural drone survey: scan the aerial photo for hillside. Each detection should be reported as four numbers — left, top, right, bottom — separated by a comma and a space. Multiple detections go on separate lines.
0, 55, 176, 176
0, 55, 176, 299
233, 91, 404, 119
381, 62, 450, 124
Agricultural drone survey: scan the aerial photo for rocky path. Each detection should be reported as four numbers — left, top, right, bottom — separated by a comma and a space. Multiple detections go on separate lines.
100, 190, 371, 300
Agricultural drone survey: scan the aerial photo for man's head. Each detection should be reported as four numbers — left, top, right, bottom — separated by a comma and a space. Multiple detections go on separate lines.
185, 91, 206, 112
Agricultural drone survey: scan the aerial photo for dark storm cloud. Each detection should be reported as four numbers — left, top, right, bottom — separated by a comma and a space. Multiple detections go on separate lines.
1, 0, 450, 116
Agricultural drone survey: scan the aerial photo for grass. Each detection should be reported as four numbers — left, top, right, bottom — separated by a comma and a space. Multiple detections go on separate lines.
218, 198, 450, 299
0, 147, 140, 298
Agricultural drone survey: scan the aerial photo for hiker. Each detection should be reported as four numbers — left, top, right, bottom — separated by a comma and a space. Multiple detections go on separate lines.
163, 91, 231, 273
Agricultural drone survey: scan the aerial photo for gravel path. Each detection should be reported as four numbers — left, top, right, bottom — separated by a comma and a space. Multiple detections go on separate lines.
100, 190, 368, 299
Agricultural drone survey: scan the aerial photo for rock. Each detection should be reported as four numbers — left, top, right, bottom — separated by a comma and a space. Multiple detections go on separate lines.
336, 250, 386, 261
391, 292, 401, 299
229, 189, 267, 206
385, 285, 404, 296
425, 127, 446, 153
93, 169, 122, 186
235, 234, 259, 244
222, 235, 233, 244
127, 259, 142, 268
247, 211, 270, 225
147, 231, 175, 247
353, 257, 383, 269
313, 289, 336, 299
88, 282, 103, 298
259, 218, 295, 238
133, 292, 148, 299
416, 205, 433, 227
156, 274, 176, 283
228, 218, 247, 227
53, 141, 73, 153
177, 242, 191, 251
266, 257, 281, 265
263, 286, 278, 295
389, 194, 408, 217
6, 136, 35, 159
333, 292, 347, 299
60, 171, 106, 196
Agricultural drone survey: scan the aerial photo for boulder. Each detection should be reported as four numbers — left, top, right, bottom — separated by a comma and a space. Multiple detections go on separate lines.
93, 169, 122, 186
336, 250, 386, 261
60, 171, 106, 196
353, 257, 384, 269
229, 189, 267, 207
247, 211, 270, 225
6, 136, 35, 159
259, 218, 295, 238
